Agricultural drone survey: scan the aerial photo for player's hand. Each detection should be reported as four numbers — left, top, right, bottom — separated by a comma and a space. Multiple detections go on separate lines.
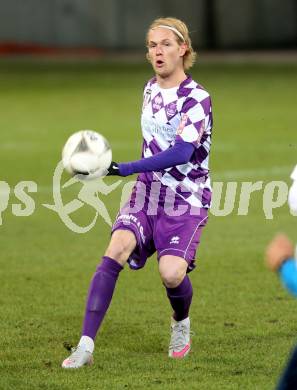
107, 161, 122, 176
265, 234, 294, 271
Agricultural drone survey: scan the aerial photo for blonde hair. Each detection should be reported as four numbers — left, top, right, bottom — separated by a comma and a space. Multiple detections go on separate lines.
146, 17, 197, 70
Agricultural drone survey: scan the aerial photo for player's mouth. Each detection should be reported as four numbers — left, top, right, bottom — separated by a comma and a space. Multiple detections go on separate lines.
155, 59, 164, 68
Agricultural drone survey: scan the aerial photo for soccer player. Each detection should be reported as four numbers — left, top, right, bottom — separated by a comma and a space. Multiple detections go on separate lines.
266, 164, 297, 292
62, 17, 213, 368
266, 164, 297, 389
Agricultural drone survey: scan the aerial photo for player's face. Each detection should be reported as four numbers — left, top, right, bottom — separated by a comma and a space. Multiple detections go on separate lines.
147, 28, 186, 79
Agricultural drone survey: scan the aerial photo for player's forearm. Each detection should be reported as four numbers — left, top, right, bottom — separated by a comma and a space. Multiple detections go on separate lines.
279, 258, 297, 297
117, 140, 195, 176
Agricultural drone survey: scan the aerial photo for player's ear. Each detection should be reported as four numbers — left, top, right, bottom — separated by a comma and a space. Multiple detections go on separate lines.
179, 43, 187, 57
146, 52, 151, 63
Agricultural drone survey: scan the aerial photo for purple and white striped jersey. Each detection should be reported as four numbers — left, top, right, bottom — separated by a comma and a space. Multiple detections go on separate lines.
138, 75, 213, 208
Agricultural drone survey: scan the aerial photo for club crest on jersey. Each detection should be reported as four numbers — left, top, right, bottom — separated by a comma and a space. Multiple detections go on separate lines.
177, 114, 188, 135
165, 101, 177, 119
152, 92, 164, 113
142, 88, 152, 110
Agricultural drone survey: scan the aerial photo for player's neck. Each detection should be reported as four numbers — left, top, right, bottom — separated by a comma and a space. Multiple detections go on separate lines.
156, 69, 187, 89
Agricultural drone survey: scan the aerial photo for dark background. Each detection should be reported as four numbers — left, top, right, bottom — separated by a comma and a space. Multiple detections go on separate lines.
0, 0, 296, 51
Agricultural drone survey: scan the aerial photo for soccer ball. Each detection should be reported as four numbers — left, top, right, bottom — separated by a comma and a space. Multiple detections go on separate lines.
62, 130, 112, 180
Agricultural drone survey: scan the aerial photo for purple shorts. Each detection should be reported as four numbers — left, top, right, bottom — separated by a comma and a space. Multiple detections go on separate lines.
112, 180, 209, 272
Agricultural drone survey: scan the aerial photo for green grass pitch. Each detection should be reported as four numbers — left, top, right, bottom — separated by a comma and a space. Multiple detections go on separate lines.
0, 59, 296, 389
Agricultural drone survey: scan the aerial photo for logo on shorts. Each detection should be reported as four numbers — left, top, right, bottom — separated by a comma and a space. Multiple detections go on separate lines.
117, 214, 146, 244
170, 236, 180, 244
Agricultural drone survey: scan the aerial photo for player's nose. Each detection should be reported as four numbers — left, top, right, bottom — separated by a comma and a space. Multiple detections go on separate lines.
156, 45, 163, 55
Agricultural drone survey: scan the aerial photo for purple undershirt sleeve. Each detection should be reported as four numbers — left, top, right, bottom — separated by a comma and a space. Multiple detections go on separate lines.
118, 140, 195, 177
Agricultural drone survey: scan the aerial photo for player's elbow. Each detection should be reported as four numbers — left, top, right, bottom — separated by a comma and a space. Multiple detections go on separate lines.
174, 142, 194, 165
176, 152, 192, 165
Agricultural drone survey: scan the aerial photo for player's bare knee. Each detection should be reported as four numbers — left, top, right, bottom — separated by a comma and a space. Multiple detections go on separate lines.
160, 268, 185, 288
159, 256, 187, 288
105, 229, 137, 265
105, 245, 129, 265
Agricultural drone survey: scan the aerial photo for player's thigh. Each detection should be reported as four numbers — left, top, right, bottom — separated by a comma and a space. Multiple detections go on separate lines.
105, 229, 137, 266
155, 207, 209, 276
159, 255, 188, 288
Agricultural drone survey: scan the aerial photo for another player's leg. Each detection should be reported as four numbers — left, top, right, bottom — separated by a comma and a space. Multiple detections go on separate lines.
277, 345, 297, 390
159, 255, 192, 358
62, 230, 136, 369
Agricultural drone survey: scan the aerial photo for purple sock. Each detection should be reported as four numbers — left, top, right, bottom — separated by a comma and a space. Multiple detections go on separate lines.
166, 276, 193, 322
82, 256, 123, 340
